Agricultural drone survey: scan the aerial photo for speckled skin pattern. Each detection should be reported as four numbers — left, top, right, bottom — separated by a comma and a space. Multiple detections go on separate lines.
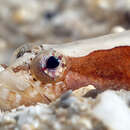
0, 44, 130, 110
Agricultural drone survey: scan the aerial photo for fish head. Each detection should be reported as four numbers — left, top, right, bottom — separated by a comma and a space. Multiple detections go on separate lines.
0, 43, 73, 108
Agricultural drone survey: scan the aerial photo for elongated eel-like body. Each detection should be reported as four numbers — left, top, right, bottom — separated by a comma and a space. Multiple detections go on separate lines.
0, 31, 130, 110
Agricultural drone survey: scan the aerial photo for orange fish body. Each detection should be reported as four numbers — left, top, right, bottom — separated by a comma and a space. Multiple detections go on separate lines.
66, 46, 130, 91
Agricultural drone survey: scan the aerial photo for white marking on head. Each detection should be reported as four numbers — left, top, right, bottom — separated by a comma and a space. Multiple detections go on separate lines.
15, 93, 21, 104
55, 81, 65, 94
0, 70, 31, 91
44, 83, 52, 88
29, 89, 38, 97
55, 81, 64, 86
0, 65, 5, 72
0, 88, 9, 100
33, 80, 41, 88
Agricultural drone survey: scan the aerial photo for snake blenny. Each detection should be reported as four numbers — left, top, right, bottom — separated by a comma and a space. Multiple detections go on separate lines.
0, 31, 130, 110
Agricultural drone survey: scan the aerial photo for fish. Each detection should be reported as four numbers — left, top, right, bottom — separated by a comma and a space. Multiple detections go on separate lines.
0, 31, 130, 110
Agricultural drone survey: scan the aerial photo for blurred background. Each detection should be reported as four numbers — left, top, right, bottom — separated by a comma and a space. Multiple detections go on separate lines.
0, 0, 130, 64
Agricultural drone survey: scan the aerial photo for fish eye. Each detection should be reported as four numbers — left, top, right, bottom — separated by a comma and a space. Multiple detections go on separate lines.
30, 49, 68, 83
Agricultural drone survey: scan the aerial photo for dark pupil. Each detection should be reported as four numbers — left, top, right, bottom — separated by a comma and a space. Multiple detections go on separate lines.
46, 56, 59, 69
44, 11, 56, 20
